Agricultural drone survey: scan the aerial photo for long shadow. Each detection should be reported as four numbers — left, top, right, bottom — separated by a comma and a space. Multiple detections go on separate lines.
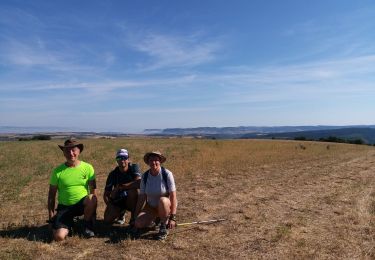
0, 224, 52, 243
96, 220, 159, 243
0, 219, 160, 243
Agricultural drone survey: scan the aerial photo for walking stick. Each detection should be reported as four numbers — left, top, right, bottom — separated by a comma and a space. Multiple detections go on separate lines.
177, 218, 226, 227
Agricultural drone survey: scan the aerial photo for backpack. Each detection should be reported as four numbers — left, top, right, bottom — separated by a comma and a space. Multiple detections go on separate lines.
143, 167, 169, 193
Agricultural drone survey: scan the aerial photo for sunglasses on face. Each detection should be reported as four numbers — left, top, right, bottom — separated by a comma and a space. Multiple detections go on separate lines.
116, 156, 129, 161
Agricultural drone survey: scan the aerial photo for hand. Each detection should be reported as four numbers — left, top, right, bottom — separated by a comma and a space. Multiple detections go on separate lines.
167, 219, 176, 229
110, 187, 119, 199
48, 210, 55, 220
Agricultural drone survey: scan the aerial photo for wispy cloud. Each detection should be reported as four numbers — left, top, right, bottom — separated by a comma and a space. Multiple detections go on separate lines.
126, 32, 221, 70
281, 7, 375, 61
2, 52, 374, 118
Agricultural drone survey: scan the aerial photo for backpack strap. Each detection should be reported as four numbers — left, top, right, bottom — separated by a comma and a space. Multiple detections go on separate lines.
143, 167, 169, 193
143, 170, 149, 187
161, 167, 169, 193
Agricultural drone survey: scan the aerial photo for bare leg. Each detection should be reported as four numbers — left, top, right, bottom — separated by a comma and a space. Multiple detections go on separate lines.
134, 205, 157, 229
104, 203, 121, 224
158, 197, 171, 224
126, 189, 139, 222
83, 194, 97, 222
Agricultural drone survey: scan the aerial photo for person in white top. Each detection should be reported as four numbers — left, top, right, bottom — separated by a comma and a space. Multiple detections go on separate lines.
134, 151, 177, 240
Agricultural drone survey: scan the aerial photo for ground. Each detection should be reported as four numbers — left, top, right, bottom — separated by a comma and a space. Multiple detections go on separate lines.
0, 138, 375, 259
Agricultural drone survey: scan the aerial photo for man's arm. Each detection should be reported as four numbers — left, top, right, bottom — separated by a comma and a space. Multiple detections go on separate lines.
88, 179, 97, 196
103, 190, 111, 205
118, 176, 141, 191
169, 191, 177, 215
168, 191, 177, 229
47, 185, 58, 220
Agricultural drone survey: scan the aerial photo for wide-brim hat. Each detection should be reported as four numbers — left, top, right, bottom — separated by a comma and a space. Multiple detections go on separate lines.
58, 138, 84, 152
143, 151, 166, 164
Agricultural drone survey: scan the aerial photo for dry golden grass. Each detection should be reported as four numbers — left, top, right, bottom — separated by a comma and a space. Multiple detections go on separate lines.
1, 138, 375, 259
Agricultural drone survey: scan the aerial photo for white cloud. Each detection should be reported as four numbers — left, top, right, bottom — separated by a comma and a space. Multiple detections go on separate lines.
127, 32, 221, 70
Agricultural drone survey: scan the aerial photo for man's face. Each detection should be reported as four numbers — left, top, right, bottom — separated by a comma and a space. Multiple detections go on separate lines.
63, 146, 80, 163
116, 157, 129, 170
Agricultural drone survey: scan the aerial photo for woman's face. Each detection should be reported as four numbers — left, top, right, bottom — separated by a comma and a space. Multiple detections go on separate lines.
148, 155, 161, 172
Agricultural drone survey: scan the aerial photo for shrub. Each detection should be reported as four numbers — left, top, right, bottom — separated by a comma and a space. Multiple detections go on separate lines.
31, 135, 51, 140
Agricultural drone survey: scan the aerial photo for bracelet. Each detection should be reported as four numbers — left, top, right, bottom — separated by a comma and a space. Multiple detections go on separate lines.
169, 214, 177, 222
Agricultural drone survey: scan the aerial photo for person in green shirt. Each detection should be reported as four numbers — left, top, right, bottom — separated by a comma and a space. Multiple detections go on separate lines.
47, 138, 97, 241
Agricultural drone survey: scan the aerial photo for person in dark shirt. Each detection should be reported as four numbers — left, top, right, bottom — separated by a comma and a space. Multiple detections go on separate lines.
103, 149, 141, 226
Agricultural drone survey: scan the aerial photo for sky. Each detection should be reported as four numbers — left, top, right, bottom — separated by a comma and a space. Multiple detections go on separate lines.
0, 0, 375, 133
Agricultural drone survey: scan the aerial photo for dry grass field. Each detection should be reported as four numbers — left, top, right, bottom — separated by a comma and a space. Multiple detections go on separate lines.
1, 137, 375, 259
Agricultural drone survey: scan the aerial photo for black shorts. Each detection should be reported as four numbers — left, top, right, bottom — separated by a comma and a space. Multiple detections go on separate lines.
52, 197, 86, 230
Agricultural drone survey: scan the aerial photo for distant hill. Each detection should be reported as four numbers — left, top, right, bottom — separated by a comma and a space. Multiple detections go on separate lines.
144, 125, 375, 144
241, 127, 375, 144
154, 125, 375, 136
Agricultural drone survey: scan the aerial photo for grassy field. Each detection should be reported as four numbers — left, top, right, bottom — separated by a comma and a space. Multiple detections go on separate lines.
1, 137, 375, 259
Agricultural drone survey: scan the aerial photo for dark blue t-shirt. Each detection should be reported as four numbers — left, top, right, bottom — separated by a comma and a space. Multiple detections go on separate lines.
104, 163, 141, 192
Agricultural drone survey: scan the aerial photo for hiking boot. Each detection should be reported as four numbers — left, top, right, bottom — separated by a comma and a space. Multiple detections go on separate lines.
83, 227, 95, 238
156, 224, 168, 241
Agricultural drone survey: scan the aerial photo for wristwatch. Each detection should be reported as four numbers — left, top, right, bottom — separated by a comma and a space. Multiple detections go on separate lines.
169, 214, 176, 222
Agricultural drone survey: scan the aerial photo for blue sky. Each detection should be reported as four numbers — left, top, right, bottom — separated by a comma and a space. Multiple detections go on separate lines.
1, 0, 374, 133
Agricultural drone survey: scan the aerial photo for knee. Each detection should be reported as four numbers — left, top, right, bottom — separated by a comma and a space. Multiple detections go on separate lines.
53, 229, 68, 241
159, 197, 170, 206
90, 194, 97, 203
86, 194, 97, 207
134, 213, 147, 229
134, 218, 142, 229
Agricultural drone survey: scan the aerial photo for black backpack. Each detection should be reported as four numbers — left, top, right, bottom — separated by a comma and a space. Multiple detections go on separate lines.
142, 167, 169, 193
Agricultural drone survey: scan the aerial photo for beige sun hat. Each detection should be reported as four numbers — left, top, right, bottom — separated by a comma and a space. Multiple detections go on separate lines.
58, 138, 84, 152
143, 151, 166, 164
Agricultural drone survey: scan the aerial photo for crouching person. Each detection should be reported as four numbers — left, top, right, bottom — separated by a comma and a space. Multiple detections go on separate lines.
134, 151, 177, 241
103, 149, 141, 226
47, 138, 97, 241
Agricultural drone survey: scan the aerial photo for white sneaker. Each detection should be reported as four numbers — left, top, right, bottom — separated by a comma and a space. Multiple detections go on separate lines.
115, 215, 126, 225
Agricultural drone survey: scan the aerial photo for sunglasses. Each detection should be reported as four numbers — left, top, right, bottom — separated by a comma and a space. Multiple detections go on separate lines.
116, 156, 129, 161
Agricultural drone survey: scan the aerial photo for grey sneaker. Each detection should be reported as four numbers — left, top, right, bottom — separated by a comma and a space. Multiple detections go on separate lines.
83, 227, 95, 238
156, 224, 168, 241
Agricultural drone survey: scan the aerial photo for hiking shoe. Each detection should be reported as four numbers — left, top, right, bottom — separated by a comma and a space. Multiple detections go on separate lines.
156, 224, 168, 241
83, 227, 95, 238
115, 212, 126, 224
115, 217, 125, 225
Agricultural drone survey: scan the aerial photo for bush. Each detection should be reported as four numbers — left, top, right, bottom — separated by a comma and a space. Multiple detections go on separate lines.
31, 135, 51, 140
348, 139, 364, 145
18, 137, 31, 141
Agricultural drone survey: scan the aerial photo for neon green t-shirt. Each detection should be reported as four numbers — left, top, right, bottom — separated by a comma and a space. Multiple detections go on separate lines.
50, 161, 95, 206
